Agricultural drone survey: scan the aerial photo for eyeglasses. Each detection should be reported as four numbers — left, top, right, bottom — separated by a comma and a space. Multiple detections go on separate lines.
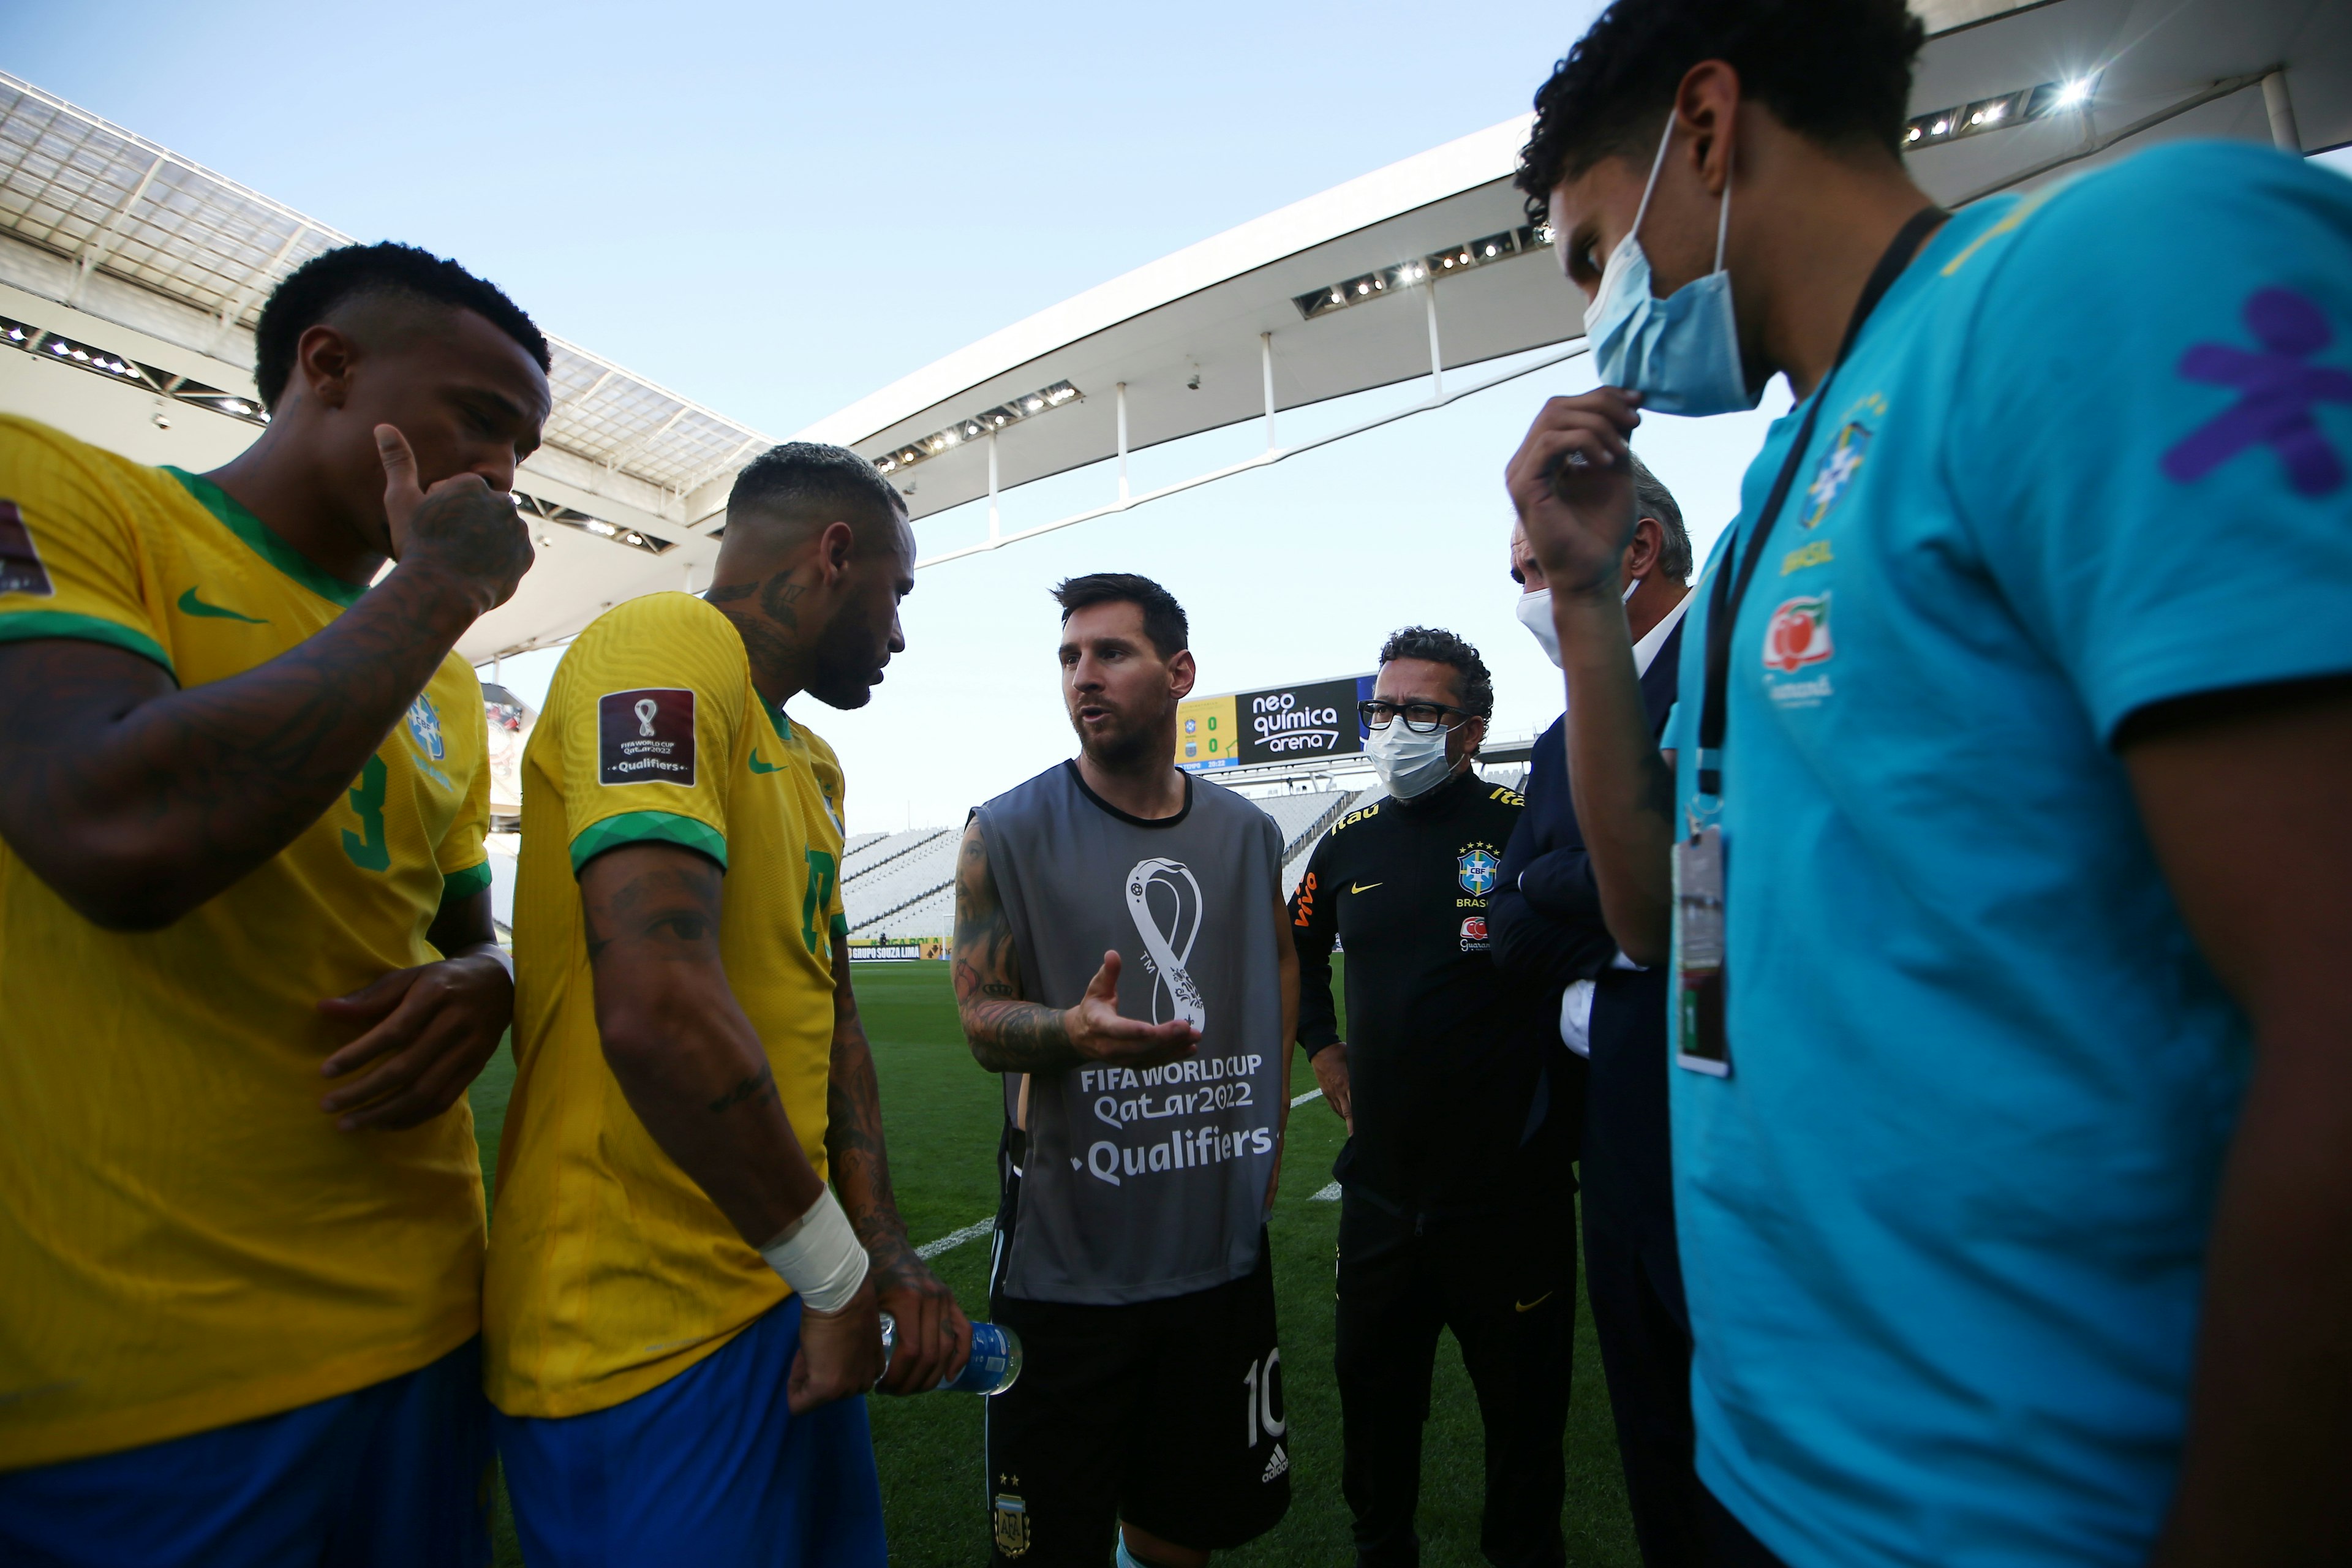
1358, 699, 1475, 734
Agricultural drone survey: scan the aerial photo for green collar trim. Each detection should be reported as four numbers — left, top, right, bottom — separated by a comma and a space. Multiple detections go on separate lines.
163, 468, 370, 608
764, 701, 791, 742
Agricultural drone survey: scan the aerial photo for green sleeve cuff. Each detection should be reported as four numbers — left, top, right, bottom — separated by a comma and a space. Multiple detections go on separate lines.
830, 912, 848, 939
440, 861, 494, 903
570, 810, 729, 875
0, 611, 174, 677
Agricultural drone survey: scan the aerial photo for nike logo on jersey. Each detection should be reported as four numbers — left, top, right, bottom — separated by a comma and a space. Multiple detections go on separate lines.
1514, 1292, 1555, 1313
177, 586, 266, 624
1349, 881, 1382, 894
749, 750, 783, 774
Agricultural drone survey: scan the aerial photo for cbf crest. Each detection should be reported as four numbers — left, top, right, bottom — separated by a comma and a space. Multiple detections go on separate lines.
405, 694, 445, 761
1457, 846, 1499, 897
1801, 421, 1872, 528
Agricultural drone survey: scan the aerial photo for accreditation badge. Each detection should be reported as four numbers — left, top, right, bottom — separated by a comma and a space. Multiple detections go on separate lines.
1673, 825, 1730, 1077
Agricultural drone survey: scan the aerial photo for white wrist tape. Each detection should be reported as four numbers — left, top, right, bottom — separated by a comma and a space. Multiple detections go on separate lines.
758, 1188, 869, 1313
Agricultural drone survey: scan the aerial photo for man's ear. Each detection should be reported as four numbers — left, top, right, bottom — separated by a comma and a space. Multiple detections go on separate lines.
1458, 714, 1488, 764
293, 323, 360, 411
1167, 649, 1198, 703
1625, 517, 1666, 579
816, 520, 856, 586
1673, 59, 1742, 200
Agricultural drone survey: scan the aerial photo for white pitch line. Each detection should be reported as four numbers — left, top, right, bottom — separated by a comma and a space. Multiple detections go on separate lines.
916, 1086, 1330, 1257
915, 1218, 995, 1259
1310, 1182, 1342, 1202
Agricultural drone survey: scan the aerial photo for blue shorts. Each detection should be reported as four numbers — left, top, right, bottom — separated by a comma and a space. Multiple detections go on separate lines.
494, 1295, 886, 1568
0, 1336, 492, 1568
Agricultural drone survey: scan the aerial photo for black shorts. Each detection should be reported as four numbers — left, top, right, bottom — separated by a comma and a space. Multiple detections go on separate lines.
985, 1236, 1290, 1565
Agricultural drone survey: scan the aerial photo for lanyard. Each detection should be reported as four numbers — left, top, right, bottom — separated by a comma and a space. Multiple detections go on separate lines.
1694, 206, 1947, 801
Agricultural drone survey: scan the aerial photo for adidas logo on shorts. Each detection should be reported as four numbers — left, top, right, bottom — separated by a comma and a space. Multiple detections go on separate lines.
1261, 1443, 1289, 1483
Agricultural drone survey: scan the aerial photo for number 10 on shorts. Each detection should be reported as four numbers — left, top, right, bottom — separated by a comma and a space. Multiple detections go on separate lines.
1242, 1349, 1286, 1447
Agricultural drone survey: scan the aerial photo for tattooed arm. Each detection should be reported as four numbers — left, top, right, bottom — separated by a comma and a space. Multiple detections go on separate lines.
951, 816, 1199, 1074
581, 840, 827, 1243
824, 935, 973, 1393
0, 431, 531, 931
314, 883, 512, 1132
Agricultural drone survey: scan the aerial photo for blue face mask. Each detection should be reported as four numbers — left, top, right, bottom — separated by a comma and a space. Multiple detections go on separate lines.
1569, 118, 1759, 417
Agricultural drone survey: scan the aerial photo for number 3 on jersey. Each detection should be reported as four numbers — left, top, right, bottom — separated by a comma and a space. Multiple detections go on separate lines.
341, 755, 390, 872
800, 848, 838, 954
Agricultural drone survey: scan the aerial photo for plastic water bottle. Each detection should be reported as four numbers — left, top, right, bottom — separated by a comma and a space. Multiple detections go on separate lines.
878, 1312, 1022, 1395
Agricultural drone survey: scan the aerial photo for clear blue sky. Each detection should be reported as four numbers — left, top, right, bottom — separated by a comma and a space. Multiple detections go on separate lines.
12, 7, 2343, 830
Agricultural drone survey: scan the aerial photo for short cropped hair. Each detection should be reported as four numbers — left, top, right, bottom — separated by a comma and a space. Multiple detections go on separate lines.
1629, 453, 1694, 581
1054, 573, 1189, 660
253, 241, 549, 412
727, 442, 908, 541
1379, 626, 1494, 718
1515, 0, 1924, 222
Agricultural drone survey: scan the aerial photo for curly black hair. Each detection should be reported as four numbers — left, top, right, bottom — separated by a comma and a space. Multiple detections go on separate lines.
1379, 626, 1494, 718
252, 241, 549, 411
1515, 0, 1924, 224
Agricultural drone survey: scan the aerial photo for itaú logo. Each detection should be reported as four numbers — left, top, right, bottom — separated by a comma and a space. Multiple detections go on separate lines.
1251, 691, 1341, 753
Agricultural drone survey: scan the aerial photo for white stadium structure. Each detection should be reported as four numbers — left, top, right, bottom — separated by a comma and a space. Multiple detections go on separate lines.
4, 0, 2343, 938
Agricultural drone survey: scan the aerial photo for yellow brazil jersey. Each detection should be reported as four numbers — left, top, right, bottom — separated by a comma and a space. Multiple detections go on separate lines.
485, 591, 848, 1419
0, 417, 493, 1469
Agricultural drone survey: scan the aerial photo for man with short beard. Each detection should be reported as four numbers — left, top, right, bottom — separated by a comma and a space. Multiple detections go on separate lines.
954, 573, 1299, 1568
485, 443, 965, 1565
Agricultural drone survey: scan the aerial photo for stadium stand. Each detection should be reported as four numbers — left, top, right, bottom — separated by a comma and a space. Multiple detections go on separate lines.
842, 829, 960, 933
842, 826, 951, 881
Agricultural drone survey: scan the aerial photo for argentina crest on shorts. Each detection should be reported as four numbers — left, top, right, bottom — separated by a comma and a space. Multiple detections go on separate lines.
992, 1488, 1030, 1558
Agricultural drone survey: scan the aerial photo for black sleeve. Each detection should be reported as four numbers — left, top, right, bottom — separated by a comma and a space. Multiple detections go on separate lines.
1491, 807, 1618, 988
1289, 831, 1341, 1054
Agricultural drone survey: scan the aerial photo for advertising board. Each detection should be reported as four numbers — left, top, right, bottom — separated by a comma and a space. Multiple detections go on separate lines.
1178, 673, 1375, 773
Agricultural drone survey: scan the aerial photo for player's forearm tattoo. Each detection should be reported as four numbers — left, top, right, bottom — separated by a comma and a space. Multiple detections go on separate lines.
824, 989, 909, 1246
951, 821, 1082, 1073
0, 567, 481, 927
710, 1065, 778, 1114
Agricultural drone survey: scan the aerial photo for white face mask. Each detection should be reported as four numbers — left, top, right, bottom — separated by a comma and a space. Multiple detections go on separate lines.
1365, 717, 1456, 799
1515, 576, 1642, 669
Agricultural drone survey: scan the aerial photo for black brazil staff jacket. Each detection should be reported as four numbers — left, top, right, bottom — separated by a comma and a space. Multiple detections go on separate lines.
1289, 767, 1573, 1215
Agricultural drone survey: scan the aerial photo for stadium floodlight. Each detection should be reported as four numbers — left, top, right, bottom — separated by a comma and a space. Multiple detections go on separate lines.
873, 380, 1082, 477
514, 489, 673, 556
1904, 77, 2094, 151
1293, 225, 1544, 321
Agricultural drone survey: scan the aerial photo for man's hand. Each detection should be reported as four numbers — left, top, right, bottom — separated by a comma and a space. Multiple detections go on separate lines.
1063, 949, 1199, 1068
789, 1275, 885, 1414
1312, 1043, 1354, 1135
1505, 389, 1646, 598
375, 425, 534, 619
872, 1245, 974, 1396
317, 951, 511, 1131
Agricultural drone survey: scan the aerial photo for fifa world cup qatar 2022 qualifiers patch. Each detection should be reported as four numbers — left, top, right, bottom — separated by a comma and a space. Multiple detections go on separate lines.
599, 688, 696, 786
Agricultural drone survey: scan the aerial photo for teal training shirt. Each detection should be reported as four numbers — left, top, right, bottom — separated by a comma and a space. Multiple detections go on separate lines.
1660, 141, 2352, 1568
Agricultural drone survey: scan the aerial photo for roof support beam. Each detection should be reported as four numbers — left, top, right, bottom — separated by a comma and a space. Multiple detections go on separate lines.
2263, 69, 2302, 153
1424, 283, 1443, 398
1260, 333, 1276, 451
1115, 382, 1130, 504
205, 222, 309, 352
67, 153, 165, 309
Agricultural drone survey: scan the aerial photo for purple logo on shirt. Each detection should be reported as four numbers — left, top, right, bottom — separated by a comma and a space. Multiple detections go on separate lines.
2161, 287, 2352, 497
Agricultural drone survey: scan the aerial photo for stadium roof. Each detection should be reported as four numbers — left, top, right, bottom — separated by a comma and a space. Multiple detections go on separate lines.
805, 0, 2345, 566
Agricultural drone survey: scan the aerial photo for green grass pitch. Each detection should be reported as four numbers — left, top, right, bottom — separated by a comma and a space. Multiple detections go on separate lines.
468, 959, 1640, 1566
